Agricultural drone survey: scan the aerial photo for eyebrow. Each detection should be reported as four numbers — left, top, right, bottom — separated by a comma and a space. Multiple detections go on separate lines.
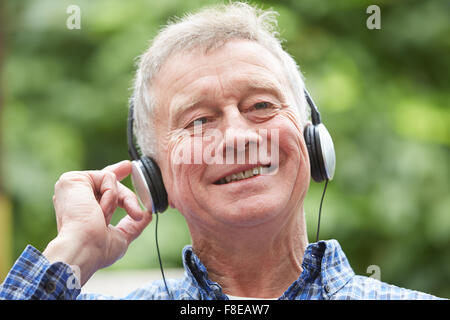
243, 76, 285, 101
170, 95, 205, 123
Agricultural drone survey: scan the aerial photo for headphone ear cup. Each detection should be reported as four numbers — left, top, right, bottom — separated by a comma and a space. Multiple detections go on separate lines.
304, 124, 323, 183
312, 125, 327, 183
130, 159, 156, 212
140, 156, 168, 213
315, 123, 336, 181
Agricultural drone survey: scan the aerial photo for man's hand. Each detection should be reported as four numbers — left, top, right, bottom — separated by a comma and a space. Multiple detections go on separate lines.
43, 160, 152, 286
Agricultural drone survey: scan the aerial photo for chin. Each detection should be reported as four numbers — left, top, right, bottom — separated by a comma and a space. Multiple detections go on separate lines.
209, 196, 288, 228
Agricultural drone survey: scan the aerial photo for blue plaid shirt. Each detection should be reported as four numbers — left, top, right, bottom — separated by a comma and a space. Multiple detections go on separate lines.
0, 239, 442, 300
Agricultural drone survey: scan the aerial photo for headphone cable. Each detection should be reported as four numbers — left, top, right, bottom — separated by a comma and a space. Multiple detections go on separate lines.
315, 179, 329, 243
154, 212, 173, 299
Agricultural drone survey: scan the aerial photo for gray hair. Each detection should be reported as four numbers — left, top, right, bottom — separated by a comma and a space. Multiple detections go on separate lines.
132, 2, 308, 159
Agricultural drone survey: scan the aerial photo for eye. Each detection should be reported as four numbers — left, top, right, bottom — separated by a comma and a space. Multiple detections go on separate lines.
185, 117, 209, 129
242, 101, 280, 122
253, 102, 273, 110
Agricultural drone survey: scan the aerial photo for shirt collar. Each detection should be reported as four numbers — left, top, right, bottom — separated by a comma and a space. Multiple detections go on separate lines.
318, 239, 355, 296
181, 239, 355, 299
182, 245, 225, 299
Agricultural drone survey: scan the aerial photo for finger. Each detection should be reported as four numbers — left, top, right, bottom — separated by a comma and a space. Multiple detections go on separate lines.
103, 160, 132, 181
88, 170, 119, 224
99, 172, 119, 224
116, 181, 146, 221
114, 211, 152, 245
90, 163, 145, 223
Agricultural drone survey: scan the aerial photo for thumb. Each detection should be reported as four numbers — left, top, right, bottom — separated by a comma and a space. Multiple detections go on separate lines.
114, 211, 153, 245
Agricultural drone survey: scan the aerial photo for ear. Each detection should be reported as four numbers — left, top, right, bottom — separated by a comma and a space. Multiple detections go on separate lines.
168, 196, 177, 210
303, 120, 312, 131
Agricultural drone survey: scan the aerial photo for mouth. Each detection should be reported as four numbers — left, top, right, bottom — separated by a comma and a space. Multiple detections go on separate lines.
213, 164, 274, 185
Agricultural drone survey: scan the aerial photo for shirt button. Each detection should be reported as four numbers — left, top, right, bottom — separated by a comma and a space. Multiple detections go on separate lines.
324, 284, 331, 293
45, 281, 56, 294
211, 284, 220, 292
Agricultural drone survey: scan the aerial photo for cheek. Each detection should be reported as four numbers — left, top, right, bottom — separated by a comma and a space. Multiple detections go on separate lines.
162, 132, 205, 204
275, 110, 311, 201
270, 109, 308, 161
268, 109, 311, 188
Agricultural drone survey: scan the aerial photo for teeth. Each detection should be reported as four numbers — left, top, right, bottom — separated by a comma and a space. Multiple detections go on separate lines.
218, 166, 267, 184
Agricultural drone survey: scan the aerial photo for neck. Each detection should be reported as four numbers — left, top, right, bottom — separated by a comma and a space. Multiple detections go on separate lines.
190, 208, 309, 298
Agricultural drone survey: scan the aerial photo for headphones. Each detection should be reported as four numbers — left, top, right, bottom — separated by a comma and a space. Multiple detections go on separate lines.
127, 103, 168, 214
303, 89, 336, 183
127, 89, 335, 214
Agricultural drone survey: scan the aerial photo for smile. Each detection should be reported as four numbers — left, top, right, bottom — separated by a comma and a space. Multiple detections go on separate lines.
214, 165, 273, 185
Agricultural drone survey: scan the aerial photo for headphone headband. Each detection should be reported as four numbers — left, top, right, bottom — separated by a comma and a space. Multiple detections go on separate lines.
304, 88, 322, 125
127, 101, 140, 161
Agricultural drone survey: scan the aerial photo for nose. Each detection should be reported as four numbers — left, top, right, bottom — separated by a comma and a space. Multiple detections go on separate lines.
220, 107, 262, 164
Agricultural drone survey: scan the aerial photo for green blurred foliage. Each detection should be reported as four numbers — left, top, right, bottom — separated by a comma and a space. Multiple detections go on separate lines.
1, 0, 449, 297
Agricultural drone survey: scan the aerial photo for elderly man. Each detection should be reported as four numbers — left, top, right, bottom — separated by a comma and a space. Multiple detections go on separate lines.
0, 3, 441, 300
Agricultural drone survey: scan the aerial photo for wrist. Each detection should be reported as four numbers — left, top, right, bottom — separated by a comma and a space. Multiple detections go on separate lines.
43, 235, 100, 286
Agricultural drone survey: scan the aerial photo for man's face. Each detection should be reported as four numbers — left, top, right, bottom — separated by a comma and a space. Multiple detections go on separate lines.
152, 40, 310, 231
